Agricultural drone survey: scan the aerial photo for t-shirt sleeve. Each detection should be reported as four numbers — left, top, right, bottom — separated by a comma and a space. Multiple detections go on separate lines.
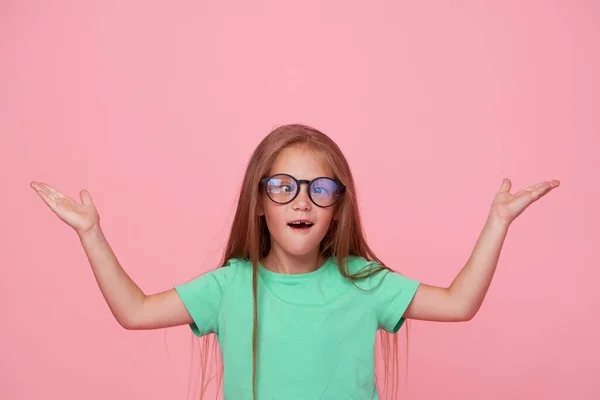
372, 269, 420, 333
349, 256, 420, 333
174, 259, 237, 337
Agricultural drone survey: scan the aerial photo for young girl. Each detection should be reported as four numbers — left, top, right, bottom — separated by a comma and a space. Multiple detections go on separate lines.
30, 124, 559, 400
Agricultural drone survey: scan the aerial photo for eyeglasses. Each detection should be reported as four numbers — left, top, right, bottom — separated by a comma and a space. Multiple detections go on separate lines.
259, 173, 346, 208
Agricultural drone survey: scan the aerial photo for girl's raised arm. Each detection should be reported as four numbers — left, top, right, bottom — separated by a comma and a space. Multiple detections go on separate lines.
30, 181, 193, 330
403, 178, 559, 322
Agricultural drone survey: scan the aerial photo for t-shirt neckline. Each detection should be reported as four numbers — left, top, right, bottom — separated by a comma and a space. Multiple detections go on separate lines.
258, 257, 333, 281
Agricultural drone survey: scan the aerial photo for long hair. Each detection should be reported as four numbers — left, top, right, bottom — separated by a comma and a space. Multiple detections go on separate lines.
190, 123, 412, 400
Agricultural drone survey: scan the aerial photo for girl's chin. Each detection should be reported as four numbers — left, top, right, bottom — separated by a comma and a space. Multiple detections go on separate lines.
277, 243, 322, 258
269, 230, 327, 255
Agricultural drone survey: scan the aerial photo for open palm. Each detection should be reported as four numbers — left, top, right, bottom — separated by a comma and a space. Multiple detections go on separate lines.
30, 181, 100, 236
490, 178, 560, 226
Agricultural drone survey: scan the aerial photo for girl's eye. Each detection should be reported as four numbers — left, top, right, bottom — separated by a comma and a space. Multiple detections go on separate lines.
281, 185, 294, 193
312, 186, 328, 195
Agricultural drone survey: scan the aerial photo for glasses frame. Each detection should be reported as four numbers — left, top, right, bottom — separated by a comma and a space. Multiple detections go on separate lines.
259, 173, 346, 208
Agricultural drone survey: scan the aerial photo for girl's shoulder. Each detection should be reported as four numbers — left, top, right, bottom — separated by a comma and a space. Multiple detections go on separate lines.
216, 257, 251, 279
341, 254, 383, 275
222, 257, 250, 268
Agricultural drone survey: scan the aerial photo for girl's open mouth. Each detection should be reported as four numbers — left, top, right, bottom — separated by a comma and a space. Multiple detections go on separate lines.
287, 221, 314, 231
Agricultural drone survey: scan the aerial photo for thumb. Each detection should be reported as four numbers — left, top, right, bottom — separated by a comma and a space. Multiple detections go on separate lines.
498, 178, 511, 193
80, 189, 95, 207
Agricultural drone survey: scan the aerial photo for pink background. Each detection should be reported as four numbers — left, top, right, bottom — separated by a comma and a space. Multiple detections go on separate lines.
1, 1, 598, 399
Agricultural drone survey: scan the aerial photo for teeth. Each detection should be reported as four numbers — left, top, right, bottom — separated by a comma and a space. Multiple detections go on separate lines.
290, 221, 313, 226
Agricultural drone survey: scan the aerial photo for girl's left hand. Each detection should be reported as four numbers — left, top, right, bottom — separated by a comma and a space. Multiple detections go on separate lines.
489, 178, 560, 226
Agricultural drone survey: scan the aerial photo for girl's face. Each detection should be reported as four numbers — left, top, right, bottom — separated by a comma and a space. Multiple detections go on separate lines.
259, 145, 337, 259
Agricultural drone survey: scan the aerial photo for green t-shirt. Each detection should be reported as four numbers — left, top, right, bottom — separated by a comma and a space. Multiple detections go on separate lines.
174, 255, 420, 400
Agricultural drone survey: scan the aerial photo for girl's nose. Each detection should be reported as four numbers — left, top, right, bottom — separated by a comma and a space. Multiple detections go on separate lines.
292, 183, 311, 210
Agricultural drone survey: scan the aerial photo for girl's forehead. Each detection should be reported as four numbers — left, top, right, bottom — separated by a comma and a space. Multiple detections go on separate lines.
270, 145, 334, 178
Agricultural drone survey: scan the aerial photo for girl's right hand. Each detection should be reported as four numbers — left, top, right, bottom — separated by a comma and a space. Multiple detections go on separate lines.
30, 181, 100, 237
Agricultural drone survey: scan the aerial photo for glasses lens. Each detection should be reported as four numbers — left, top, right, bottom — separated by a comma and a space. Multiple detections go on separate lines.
310, 178, 341, 207
266, 174, 297, 203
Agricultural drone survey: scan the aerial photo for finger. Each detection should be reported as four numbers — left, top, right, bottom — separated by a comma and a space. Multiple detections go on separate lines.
516, 182, 546, 198
35, 188, 59, 212
31, 181, 53, 198
528, 179, 560, 192
529, 181, 551, 191
41, 183, 66, 199
528, 181, 558, 196
498, 178, 511, 193
31, 181, 48, 193
536, 181, 559, 197
515, 180, 554, 198
80, 189, 95, 207
519, 181, 554, 202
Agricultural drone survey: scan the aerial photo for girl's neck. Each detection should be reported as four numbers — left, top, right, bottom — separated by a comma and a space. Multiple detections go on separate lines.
261, 249, 325, 275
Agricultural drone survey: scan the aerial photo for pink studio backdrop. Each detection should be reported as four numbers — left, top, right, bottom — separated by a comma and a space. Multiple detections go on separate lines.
1, 1, 598, 399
